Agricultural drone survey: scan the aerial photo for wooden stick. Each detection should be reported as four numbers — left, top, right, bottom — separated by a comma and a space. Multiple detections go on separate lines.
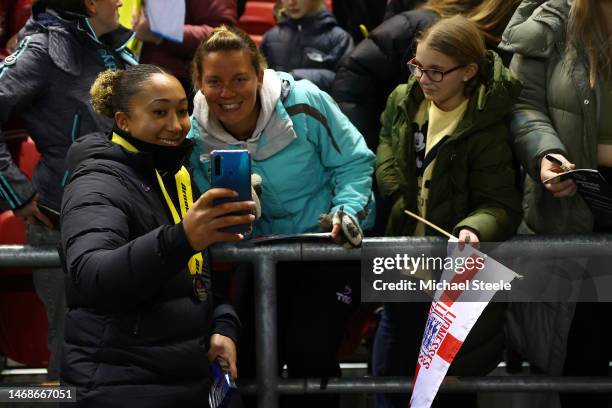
404, 210, 455, 239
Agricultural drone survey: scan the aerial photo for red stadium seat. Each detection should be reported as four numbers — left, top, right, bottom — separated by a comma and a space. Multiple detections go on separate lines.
10, 0, 32, 35
0, 211, 25, 245
238, 2, 276, 36
0, 275, 50, 367
255, 0, 332, 9
0, 131, 48, 368
250, 34, 263, 48
0, 211, 50, 368
17, 137, 41, 180
239, 1, 334, 38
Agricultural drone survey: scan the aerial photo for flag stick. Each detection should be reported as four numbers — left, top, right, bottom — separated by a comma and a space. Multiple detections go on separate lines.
404, 210, 455, 239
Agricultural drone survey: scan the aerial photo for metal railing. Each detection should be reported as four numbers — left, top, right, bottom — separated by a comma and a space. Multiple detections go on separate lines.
2, 235, 612, 407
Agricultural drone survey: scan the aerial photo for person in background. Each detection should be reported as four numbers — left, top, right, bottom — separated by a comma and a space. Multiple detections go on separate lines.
330, 0, 387, 43
500, 0, 612, 406
331, 0, 520, 235
261, 0, 352, 93
0, 0, 134, 381
189, 26, 375, 408
332, 0, 521, 151
132, 0, 237, 104
61, 64, 249, 406
375, 15, 521, 407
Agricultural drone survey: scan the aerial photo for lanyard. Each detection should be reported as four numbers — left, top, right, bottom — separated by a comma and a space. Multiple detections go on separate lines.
111, 133, 204, 277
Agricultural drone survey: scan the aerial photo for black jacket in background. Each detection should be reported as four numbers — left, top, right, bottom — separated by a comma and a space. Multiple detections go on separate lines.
331, 9, 439, 151
260, 9, 353, 93
331, 0, 387, 44
383, 0, 427, 21
60, 132, 240, 407
0, 4, 135, 212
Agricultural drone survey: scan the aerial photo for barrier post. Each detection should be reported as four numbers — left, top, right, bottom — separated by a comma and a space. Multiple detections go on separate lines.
254, 256, 279, 407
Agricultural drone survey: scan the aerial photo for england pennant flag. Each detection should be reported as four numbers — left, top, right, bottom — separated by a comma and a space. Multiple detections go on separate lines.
410, 239, 519, 408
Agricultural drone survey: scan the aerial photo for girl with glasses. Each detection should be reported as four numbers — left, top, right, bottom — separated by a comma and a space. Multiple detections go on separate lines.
374, 15, 522, 407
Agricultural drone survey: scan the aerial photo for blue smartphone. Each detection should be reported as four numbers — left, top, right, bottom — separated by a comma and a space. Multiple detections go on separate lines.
210, 149, 252, 234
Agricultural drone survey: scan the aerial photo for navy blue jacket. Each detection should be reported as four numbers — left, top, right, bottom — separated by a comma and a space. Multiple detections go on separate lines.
61, 132, 240, 406
260, 9, 352, 93
0, 5, 135, 212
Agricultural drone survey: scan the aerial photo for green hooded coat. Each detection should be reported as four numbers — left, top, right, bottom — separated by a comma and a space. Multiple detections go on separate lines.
376, 50, 523, 241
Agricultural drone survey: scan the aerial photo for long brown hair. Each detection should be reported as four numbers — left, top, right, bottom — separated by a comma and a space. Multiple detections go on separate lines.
420, 0, 521, 47
568, 0, 612, 87
419, 0, 480, 19
466, 0, 522, 47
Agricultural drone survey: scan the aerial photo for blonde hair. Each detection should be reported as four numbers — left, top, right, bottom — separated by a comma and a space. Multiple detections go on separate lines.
192, 26, 267, 88
90, 65, 168, 118
417, 15, 487, 96
568, 0, 612, 87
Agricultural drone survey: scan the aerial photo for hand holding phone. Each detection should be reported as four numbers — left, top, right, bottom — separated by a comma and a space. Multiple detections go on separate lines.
182, 188, 256, 250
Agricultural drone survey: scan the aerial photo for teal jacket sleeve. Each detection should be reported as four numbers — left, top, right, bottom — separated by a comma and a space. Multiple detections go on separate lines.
304, 85, 376, 228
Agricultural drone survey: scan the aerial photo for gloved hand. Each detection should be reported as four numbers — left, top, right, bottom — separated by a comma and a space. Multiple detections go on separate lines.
251, 174, 262, 220
318, 206, 363, 248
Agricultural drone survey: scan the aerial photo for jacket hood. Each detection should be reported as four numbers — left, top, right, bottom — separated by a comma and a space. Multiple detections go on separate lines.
402, 50, 522, 137
499, 0, 570, 57
278, 9, 338, 30
191, 70, 298, 160
25, 4, 135, 75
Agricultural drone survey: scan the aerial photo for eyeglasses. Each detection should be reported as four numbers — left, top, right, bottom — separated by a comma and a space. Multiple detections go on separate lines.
407, 57, 465, 82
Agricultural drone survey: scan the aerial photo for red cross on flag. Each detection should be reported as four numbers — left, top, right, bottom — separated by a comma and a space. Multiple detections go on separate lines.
410, 239, 519, 408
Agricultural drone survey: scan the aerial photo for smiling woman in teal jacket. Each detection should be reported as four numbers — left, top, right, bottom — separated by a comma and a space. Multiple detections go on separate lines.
188, 30, 375, 237
187, 25, 374, 408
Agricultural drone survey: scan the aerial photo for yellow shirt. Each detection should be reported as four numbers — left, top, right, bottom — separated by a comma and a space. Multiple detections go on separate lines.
414, 98, 469, 235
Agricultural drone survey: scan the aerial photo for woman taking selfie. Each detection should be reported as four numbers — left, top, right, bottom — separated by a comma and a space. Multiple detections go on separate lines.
60, 64, 253, 406
374, 15, 522, 407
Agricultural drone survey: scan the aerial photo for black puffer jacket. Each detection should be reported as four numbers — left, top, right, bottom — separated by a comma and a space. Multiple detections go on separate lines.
0, 4, 135, 213
260, 9, 353, 93
331, 9, 438, 150
383, 0, 427, 21
60, 132, 240, 407
331, 0, 387, 43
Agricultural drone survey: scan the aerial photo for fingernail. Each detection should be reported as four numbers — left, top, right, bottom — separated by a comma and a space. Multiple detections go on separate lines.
249, 214, 256, 221
237, 234, 244, 240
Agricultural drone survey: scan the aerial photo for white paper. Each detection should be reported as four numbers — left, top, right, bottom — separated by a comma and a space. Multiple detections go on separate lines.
146, 0, 185, 43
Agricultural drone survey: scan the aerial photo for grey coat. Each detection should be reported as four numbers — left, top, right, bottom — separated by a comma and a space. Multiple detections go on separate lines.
499, 0, 597, 374
0, 6, 135, 212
